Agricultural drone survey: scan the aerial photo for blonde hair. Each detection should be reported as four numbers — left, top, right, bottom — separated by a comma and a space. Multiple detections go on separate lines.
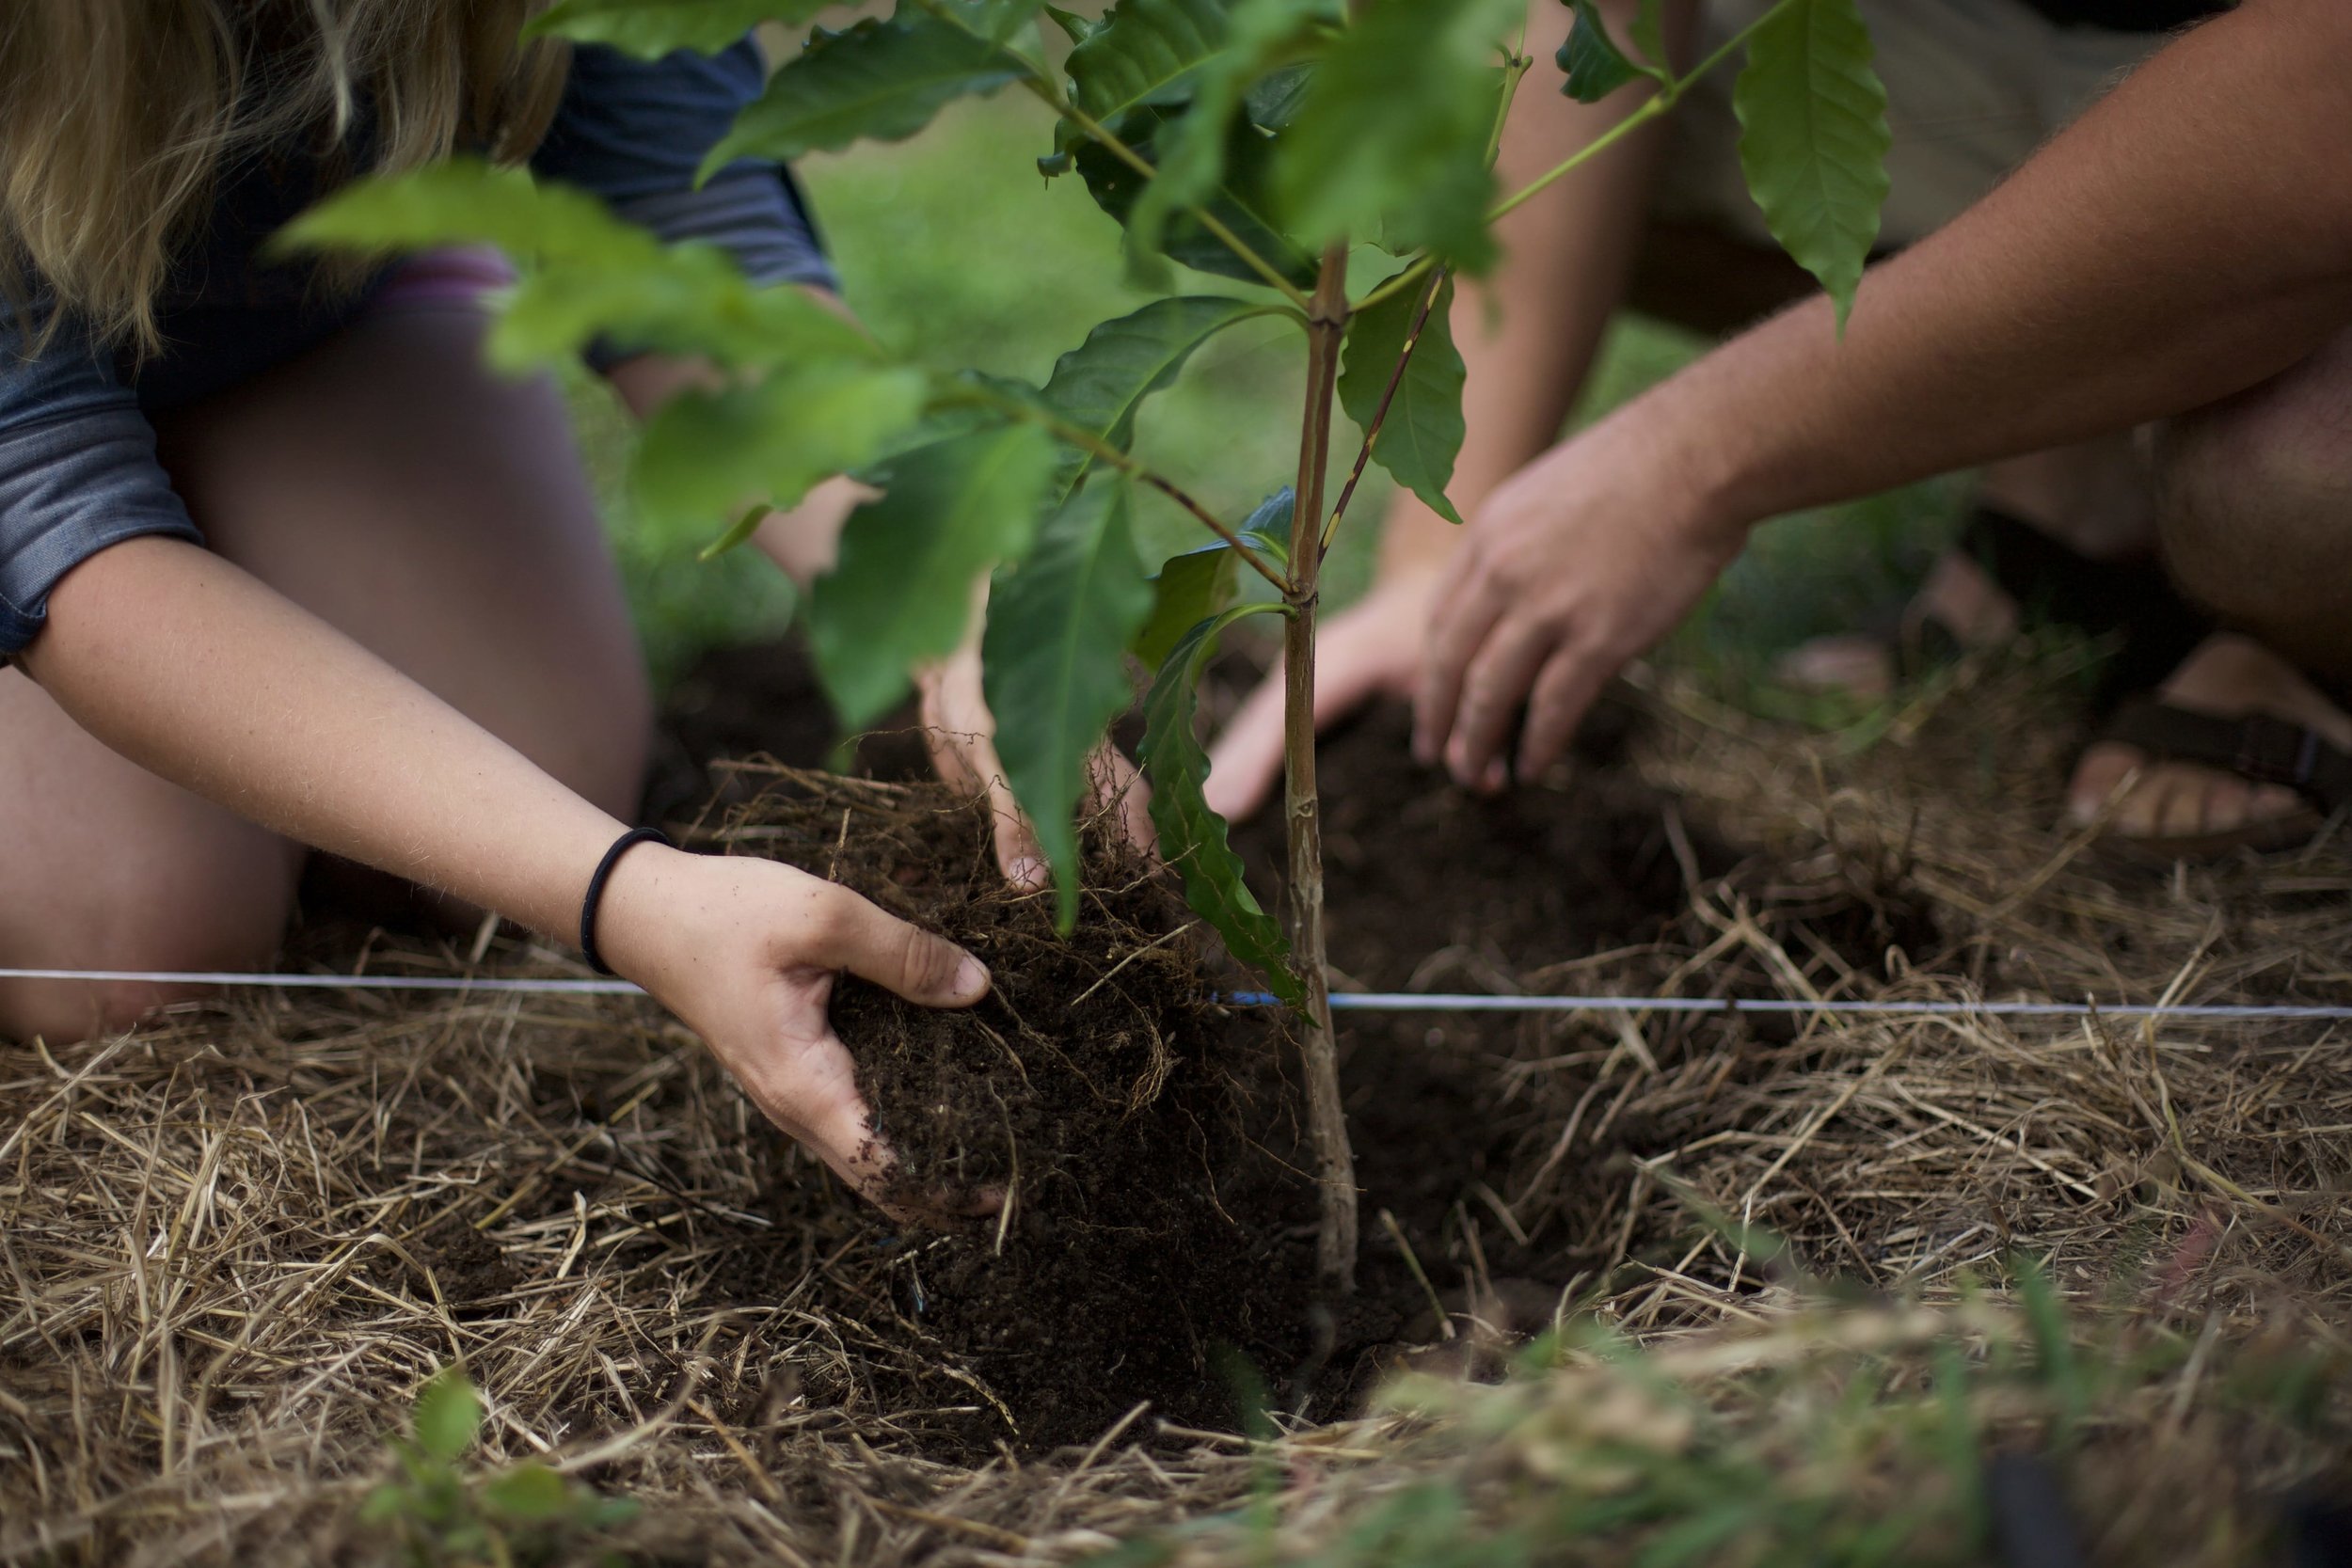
0, 0, 567, 356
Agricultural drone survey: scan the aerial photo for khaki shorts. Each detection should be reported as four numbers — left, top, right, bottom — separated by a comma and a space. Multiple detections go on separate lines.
1656, 0, 2181, 247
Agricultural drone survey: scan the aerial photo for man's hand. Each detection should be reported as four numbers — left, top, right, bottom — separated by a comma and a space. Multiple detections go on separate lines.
596, 844, 993, 1222
1413, 415, 1746, 790
1203, 575, 1438, 821
915, 632, 1154, 889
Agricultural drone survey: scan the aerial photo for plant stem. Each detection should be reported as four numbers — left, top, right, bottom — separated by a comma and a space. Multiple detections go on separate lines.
1285, 243, 1359, 1294
1323, 264, 1449, 553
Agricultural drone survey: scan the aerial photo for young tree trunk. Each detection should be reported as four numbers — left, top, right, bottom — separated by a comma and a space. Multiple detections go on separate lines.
1286, 245, 1359, 1294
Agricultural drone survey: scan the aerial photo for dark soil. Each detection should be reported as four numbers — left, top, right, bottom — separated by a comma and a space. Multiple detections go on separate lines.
699, 766, 1311, 1449
652, 634, 1724, 1443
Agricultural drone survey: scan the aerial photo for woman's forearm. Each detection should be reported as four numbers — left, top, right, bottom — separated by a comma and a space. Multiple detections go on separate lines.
1660, 0, 2352, 538
1378, 0, 1695, 580
23, 535, 622, 940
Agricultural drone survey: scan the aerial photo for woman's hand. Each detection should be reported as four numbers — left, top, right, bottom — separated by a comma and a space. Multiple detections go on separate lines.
915, 626, 1155, 890
1413, 416, 1747, 790
1202, 573, 1440, 822
596, 843, 993, 1220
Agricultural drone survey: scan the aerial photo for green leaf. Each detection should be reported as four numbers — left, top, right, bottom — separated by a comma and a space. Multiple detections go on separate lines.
811, 423, 1058, 728
481, 1461, 572, 1523
1071, 105, 1317, 288
1065, 0, 1232, 135
1041, 296, 1275, 499
1271, 0, 1518, 270
1557, 0, 1646, 103
707, 3, 1027, 170
1132, 488, 1289, 668
1731, 0, 1889, 331
1140, 605, 1298, 1005
983, 483, 1155, 928
1110, 0, 1329, 272
1042, 5, 1102, 45
528, 0, 828, 56
280, 160, 875, 373
412, 1369, 482, 1465
1337, 273, 1465, 523
1628, 0, 1667, 70
629, 364, 928, 547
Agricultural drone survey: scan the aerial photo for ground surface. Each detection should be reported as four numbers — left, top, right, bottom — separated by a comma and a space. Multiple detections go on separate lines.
8, 637, 2351, 1567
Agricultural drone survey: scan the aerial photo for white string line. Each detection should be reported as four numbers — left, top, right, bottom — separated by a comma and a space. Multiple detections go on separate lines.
4, 968, 2351, 1021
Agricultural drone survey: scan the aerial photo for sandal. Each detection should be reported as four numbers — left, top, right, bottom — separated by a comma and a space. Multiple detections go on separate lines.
2084, 694, 2352, 859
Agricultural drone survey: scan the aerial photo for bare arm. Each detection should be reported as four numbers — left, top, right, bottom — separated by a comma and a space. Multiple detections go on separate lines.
23, 536, 988, 1212
1419, 0, 2352, 786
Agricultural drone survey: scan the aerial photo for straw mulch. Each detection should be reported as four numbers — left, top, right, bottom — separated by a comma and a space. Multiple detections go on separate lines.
5, 643, 2349, 1566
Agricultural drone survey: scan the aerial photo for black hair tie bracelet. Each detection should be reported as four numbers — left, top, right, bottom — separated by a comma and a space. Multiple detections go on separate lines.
580, 826, 673, 976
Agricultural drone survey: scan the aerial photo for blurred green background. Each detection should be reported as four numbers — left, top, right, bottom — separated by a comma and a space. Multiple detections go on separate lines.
574, 87, 1967, 699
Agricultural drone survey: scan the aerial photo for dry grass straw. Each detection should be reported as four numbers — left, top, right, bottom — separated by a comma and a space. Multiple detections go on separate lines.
7, 652, 2352, 1564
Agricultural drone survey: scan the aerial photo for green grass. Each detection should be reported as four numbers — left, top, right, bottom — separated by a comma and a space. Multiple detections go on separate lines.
586, 87, 1968, 696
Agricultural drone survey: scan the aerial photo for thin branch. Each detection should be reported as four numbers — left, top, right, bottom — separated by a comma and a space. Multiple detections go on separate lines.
1323, 264, 1449, 552
956, 385, 1292, 594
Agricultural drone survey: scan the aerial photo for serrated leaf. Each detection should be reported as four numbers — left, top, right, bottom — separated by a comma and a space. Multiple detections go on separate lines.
1557, 0, 1645, 103
1073, 104, 1317, 288
1141, 605, 1299, 1004
811, 423, 1057, 728
1114, 0, 1328, 272
707, 4, 1027, 170
1041, 296, 1275, 502
1132, 488, 1290, 668
1271, 0, 1518, 270
528, 0, 828, 56
1337, 273, 1465, 523
630, 364, 928, 550
1732, 0, 1889, 332
983, 483, 1155, 928
1065, 0, 1231, 135
413, 1370, 481, 1465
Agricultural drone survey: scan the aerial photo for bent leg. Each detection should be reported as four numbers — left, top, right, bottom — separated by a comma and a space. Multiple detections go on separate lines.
153, 305, 654, 830
2065, 329, 2352, 840
0, 666, 303, 1039
2149, 326, 2352, 680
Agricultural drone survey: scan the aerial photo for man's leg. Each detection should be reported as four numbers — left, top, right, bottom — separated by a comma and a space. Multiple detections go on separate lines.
2066, 328, 2352, 839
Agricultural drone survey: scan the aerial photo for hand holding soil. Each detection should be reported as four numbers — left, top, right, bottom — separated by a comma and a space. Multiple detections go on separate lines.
592, 842, 993, 1220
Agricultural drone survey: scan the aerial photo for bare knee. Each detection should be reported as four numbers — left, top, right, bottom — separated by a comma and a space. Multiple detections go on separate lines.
2152, 330, 2352, 673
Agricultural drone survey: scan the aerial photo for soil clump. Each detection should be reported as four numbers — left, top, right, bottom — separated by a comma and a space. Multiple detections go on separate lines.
690, 764, 1311, 1449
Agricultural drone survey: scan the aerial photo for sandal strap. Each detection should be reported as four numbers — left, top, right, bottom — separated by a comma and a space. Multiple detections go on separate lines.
2104, 696, 2352, 815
